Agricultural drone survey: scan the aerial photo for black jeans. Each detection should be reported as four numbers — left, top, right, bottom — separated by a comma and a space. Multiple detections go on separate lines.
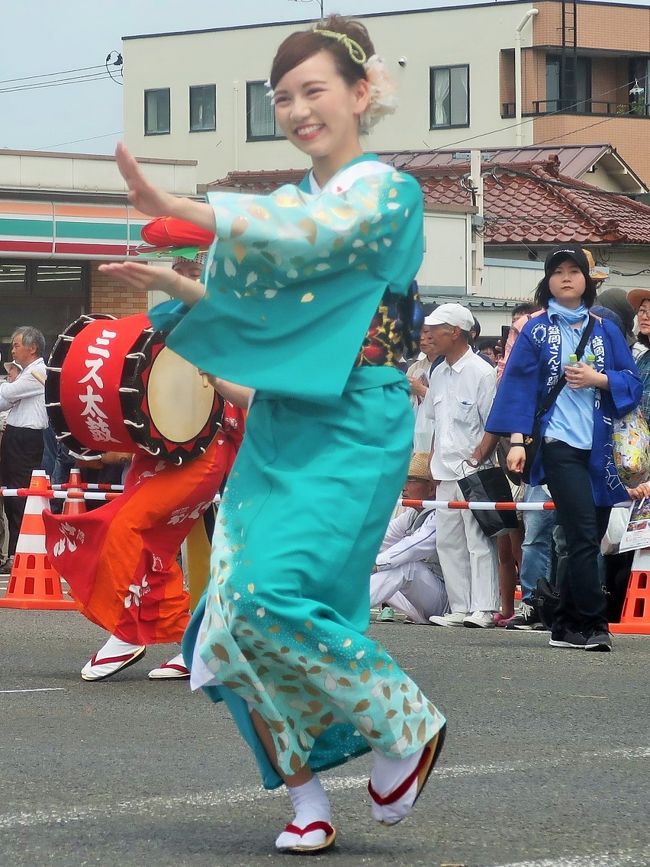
541, 439, 609, 633
0, 425, 45, 556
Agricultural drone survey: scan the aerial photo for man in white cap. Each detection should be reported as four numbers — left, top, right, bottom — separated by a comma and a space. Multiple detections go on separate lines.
420, 304, 500, 628
370, 452, 448, 624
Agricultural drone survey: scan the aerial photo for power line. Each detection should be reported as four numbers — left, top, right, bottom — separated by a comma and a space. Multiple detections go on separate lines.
0, 63, 107, 86
419, 78, 640, 156
0, 71, 113, 95
34, 131, 123, 150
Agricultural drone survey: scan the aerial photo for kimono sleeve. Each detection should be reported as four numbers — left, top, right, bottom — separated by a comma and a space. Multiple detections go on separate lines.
207, 170, 423, 292
601, 321, 642, 419
485, 327, 541, 436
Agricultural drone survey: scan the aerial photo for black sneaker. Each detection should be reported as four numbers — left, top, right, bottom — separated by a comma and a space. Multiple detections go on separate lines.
504, 602, 541, 630
549, 626, 587, 649
585, 630, 612, 652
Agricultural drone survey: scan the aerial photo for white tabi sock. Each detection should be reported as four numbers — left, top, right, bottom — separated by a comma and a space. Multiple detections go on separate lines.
369, 746, 425, 825
274, 776, 332, 850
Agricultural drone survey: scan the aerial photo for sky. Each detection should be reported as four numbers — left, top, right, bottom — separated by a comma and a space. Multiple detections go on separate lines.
2, 0, 648, 155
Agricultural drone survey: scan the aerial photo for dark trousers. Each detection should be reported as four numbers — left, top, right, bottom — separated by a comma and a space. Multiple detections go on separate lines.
541, 439, 609, 633
0, 425, 45, 556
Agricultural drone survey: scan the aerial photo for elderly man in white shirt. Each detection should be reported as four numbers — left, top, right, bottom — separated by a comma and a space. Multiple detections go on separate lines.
0, 327, 48, 564
421, 304, 500, 629
371, 452, 448, 623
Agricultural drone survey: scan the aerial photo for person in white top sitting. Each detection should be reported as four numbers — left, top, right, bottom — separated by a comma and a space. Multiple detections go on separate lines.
421, 304, 501, 629
0, 327, 48, 564
371, 452, 448, 623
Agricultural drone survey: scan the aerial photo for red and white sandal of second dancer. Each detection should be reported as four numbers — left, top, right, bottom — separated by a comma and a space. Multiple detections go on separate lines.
147, 652, 190, 680
81, 635, 146, 682
368, 723, 447, 826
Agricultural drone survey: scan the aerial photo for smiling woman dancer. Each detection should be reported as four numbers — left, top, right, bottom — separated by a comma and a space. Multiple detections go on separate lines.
100, 15, 446, 855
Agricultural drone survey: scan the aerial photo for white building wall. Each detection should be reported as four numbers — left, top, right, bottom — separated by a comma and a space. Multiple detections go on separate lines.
122, 3, 536, 184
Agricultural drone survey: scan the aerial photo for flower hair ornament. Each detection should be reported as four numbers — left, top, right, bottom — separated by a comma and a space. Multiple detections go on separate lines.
315, 28, 398, 132
264, 28, 398, 132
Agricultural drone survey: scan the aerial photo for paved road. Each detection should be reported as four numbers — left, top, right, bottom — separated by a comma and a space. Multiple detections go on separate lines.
1, 609, 649, 867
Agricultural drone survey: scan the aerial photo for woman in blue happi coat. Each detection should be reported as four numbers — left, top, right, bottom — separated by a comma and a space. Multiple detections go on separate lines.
100, 14, 446, 856
486, 244, 641, 652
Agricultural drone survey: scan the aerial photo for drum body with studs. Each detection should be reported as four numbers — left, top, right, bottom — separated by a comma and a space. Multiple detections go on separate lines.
46, 313, 223, 464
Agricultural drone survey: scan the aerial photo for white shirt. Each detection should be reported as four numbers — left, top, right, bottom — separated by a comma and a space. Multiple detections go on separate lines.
0, 358, 48, 429
423, 347, 496, 481
376, 507, 441, 575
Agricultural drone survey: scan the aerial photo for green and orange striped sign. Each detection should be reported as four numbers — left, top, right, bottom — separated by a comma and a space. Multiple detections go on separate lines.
0, 200, 148, 258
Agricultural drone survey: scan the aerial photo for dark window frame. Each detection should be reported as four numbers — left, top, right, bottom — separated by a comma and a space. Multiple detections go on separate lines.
144, 87, 171, 136
246, 80, 285, 142
429, 64, 470, 130
189, 83, 217, 133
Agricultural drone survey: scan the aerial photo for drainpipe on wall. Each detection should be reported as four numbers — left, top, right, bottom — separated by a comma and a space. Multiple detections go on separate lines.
515, 8, 539, 147
470, 149, 484, 293
233, 80, 240, 170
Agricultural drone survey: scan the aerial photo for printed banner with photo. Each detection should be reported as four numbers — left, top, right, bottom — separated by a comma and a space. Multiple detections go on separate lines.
619, 500, 650, 552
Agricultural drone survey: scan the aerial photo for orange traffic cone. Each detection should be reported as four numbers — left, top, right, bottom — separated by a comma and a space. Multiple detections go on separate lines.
0, 469, 77, 610
62, 468, 87, 516
611, 547, 650, 635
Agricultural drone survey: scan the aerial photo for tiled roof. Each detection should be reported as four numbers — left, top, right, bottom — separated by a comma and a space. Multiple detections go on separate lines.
418, 159, 650, 245
380, 144, 647, 192
204, 155, 650, 246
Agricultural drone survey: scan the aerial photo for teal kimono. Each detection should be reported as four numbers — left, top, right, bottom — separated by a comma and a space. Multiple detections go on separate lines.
151, 155, 445, 788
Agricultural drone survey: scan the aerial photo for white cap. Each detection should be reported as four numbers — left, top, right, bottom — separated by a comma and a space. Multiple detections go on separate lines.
424, 303, 475, 331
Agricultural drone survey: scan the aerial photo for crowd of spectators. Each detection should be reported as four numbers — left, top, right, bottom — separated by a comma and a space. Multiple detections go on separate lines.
372, 244, 647, 653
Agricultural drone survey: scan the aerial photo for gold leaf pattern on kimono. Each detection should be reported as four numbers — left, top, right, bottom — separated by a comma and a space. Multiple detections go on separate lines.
298, 218, 318, 244
290, 752, 303, 774
337, 677, 352, 687
342, 638, 352, 648
320, 712, 335, 727
233, 243, 247, 263
353, 699, 370, 713
211, 643, 230, 663
402, 721, 413, 744
231, 216, 248, 238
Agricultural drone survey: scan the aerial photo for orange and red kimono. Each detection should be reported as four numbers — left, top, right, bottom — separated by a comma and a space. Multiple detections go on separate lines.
43, 403, 244, 645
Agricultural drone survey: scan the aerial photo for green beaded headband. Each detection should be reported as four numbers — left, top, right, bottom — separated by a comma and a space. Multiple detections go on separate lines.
315, 28, 367, 65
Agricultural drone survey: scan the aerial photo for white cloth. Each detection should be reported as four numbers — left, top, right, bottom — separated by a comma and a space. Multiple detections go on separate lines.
371, 508, 448, 622
435, 479, 500, 614
407, 356, 435, 452
0, 358, 47, 429
422, 347, 496, 481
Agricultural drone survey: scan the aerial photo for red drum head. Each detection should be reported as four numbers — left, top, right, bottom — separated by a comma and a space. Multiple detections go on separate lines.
46, 313, 223, 464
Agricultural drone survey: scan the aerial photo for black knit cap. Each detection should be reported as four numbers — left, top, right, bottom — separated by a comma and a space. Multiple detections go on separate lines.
544, 244, 590, 282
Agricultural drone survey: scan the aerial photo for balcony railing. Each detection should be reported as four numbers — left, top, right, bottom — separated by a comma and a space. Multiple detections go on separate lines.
501, 100, 650, 119
532, 99, 650, 117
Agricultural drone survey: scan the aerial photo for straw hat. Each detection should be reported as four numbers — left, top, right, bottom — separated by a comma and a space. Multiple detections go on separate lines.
3, 361, 22, 375
407, 452, 430, 481
627, 288, 650, 312
584, 249, 608, 282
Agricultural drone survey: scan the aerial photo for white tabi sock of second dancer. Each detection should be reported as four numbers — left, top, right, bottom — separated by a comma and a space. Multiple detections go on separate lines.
274, 775, 333, 852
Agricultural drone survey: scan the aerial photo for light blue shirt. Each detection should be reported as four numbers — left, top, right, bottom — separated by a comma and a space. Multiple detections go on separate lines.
545, 309, 595, 449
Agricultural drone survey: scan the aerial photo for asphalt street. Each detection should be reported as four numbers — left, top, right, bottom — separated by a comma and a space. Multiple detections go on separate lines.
1, 607, 649, 867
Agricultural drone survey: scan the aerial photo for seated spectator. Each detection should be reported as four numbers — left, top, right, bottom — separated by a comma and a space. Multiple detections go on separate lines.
371, 452, 448, 624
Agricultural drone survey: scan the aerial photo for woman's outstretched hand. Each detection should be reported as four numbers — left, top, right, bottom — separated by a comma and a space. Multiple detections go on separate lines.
98, 262, 205, 305
115, 142, 175, 217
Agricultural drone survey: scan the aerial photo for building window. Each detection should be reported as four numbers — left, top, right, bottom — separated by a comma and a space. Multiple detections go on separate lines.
246, 81, 284, 141
546, 55, 591, 113
190, 84, 216, 132
0, 261, 88, 358
144, 88, 170, 135
430, 65, 469, 128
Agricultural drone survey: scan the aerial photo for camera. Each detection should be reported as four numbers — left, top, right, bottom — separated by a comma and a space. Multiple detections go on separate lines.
398, 57, 407, 67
